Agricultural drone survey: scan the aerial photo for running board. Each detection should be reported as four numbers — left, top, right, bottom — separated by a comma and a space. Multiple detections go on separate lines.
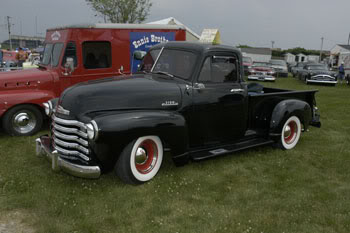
190, 138, 274, 161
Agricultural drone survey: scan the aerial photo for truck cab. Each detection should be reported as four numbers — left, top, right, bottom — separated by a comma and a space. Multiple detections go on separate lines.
0, 24, 186, 136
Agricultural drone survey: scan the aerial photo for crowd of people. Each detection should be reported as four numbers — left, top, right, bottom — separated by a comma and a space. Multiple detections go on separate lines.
0, 47, 40, 70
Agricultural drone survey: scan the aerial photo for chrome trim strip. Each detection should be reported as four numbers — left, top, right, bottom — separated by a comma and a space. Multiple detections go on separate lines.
52, 115, 87, 131
36, 137, 100, 179
54, 144, 90, 161
53, 124, 88, 139
307, 80, 337, 84
53, 129, 88, 146
53, 136, 89, 155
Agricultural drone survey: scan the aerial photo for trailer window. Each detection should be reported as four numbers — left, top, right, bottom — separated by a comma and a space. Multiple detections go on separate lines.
62, 42, 77, 67
82, 41, 111, 69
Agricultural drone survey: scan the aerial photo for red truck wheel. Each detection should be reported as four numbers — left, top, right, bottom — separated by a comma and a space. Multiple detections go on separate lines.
115, 136, 163, 185
2, 105, 43, 136
277, 116, 301, 150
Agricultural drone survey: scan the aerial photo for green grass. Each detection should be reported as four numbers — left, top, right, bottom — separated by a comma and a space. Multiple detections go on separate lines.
0, 76, 350, 233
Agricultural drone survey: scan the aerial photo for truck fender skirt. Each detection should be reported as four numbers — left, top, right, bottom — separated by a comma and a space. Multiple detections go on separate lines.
92, 111, 189, 160
269, 99, 311, 137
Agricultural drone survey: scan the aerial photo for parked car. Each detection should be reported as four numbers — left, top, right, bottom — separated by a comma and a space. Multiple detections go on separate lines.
298, 63, 337, 85
247, 62, 275, 82
36, 42, 321, 185
291, 62, 304, 77
243, 56, 253, 75
269, 59, 288, 77
287, 61, 297, 72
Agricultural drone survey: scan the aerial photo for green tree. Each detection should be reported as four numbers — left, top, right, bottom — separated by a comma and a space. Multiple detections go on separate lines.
86, 0, 152, 23
237, 44, 251, 48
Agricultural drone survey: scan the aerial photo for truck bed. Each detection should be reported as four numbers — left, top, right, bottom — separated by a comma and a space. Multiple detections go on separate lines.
247, 86, 318, 130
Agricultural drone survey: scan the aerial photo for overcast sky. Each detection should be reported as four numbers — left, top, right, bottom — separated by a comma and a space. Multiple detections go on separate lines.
0, 0, 349, 50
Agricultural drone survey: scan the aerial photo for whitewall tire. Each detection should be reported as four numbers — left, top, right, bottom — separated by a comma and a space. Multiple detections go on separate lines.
278, 116, 301, 150
115, 136, 163, 185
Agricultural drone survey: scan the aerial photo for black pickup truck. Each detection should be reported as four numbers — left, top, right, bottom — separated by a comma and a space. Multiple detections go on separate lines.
36, 42, 321, 185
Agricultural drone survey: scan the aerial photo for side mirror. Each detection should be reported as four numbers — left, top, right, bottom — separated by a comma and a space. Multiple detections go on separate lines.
63, 57, 74, 76
133, 51, 147, 60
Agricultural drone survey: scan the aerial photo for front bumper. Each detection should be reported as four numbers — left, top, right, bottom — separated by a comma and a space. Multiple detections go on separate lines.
248, 75, 275, 82
36, 136, 101, 179
306, 77, 337, 85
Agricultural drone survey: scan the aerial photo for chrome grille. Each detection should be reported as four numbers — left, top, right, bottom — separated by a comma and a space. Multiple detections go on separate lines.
52, 114, 90, 161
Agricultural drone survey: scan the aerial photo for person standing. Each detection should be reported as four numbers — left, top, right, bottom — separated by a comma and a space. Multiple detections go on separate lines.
339, 62, 345, 84
15, 47, 28, 68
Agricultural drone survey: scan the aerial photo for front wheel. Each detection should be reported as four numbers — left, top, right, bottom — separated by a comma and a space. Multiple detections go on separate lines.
115, 135, 163, 185
276, 116, 301, 150
2, 105, 43, 136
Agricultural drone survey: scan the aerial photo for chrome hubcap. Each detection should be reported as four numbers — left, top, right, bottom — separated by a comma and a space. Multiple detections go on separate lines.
284, 125, 291, 139
12, 111, 36, 134
135, 147, 148, 165
134, 140, 158, 174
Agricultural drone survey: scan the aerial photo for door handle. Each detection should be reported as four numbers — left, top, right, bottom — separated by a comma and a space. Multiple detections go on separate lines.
230, 88, 244, 93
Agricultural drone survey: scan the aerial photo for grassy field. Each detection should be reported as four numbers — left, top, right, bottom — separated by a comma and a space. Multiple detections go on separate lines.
0, 76, 349, 233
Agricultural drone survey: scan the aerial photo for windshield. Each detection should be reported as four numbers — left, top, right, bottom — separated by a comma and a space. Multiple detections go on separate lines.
139, 49, 161, 72
41, 43, 64, 66
253, 62, 270, 67
270, 60, 286, 66
141, 48, 198, 80
243, 57, 252, 63
309, 65, 327, 70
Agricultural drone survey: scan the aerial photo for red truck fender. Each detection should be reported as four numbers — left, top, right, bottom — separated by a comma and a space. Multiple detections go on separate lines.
0, 90, 56, 136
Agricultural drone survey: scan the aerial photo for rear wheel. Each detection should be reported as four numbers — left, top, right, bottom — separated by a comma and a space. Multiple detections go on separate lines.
276, 116, 301, 150
2, 105, 43, 136
115, 135, 163, 185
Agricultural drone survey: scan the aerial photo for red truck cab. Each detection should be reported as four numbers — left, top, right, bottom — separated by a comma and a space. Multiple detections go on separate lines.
0, 23, 186, 136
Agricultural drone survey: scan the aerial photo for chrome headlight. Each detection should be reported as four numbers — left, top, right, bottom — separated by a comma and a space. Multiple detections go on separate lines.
43, 101, 53, 116
86, 120, 99, 141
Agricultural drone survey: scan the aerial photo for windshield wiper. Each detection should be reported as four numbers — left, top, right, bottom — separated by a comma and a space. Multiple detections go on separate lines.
152, 71, 174, 78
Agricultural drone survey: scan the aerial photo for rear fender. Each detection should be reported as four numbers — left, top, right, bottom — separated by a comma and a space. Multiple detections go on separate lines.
269, 99, 311, 137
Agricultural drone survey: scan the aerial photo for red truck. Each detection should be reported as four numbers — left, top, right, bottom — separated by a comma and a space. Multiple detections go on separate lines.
0, 23, 186, 136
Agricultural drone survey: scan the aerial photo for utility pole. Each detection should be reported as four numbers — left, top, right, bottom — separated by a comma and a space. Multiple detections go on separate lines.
320, 37, 324, 62
7, 16, 12, 50
271, 41, 275, 49
348, 32, 350, 45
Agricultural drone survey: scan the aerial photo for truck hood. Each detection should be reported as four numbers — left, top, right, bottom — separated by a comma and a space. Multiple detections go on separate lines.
0, 68, 54, 90
58, 74, 183, 118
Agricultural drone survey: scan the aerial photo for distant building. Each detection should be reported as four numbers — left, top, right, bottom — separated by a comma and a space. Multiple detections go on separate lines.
330, 44, 350, 67
295, 53, 307, 62
147, 17, 200, 42
1, 35, 45, 49
307, 55, 319, 63
284, 53, 295, 63
240, 47, 272, 63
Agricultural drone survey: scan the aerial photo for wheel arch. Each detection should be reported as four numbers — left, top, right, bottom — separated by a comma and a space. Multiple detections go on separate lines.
90, 110, 189, 168
269, 99, 312, 138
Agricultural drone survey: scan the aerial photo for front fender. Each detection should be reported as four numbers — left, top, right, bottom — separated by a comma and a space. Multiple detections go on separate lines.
269, 99, 311, 137
0, 90, 56, 117
90, 110, 188, 166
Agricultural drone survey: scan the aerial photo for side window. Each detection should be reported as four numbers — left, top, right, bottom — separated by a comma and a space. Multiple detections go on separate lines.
62, 42, 77, 67
198, 55, 238, 83
82, 41, 111, 69
198, 57, 211, 82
